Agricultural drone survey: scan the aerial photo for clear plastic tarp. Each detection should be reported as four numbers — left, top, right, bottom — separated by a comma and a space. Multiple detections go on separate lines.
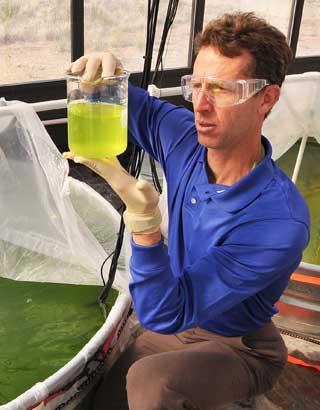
3, 72, 318, 285
263, 72, 320, 160
0, 71, 319, 410
0, 99, 130, 292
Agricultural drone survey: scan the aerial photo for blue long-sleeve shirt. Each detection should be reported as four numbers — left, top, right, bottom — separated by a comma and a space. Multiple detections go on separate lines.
127, 83, 310, 336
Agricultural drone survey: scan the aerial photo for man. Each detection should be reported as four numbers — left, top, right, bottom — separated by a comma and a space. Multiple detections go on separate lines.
66, 12, 310, 410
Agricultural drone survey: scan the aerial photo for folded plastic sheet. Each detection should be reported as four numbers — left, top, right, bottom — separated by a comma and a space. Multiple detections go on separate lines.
0, 99, 130, 291
263, 72, 320, 160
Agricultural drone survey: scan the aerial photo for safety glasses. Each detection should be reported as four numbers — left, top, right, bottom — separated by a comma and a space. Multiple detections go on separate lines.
181, 75, 270, 107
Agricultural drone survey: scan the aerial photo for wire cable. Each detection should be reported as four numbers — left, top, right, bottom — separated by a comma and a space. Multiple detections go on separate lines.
98, 0, 180, 313
152, 0, 179, 84
150, 0, 180, 194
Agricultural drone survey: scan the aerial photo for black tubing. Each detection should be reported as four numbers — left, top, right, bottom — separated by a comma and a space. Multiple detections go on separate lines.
98, 0, 180, 312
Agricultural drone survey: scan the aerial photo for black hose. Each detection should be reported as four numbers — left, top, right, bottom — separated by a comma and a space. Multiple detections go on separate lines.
98, 0, 180, 313
150, 0, 180, 194
152, 0, 180, 84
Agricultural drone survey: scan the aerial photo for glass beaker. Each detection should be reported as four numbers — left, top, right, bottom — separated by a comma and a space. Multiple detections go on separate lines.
66, 72, 128, 158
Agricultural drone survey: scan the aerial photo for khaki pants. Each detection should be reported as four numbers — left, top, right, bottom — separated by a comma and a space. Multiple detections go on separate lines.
93, 321, 287, 410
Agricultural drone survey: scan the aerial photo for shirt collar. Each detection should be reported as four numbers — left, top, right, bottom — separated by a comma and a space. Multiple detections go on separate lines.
195, 136, 275, 213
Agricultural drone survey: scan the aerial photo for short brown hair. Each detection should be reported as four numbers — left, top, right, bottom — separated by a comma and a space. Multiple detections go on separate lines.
195, 12, 293, 86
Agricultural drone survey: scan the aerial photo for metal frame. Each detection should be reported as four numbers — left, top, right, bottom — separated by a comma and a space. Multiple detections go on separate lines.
288, 0, 320, 73
188, 0, 205, 67
289, 56, 320, 73
71, 0, 84, 62
0, 0, 319, 103
288, 0, 304, 57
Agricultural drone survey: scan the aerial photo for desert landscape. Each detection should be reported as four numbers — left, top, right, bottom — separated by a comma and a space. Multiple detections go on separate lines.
0, 0, 319, 85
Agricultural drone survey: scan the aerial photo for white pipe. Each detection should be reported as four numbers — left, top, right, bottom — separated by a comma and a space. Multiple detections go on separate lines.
0, 84, 181, 117
148, 84, 181, 98
0, 99, 67, 115
291, 135, 308, 184
42, 118, 67, 126
31, 99, 67, 112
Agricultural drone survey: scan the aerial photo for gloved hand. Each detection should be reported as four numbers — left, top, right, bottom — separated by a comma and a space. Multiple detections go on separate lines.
63, 153, 162, 234
66, 52, 123, 82
66, 52, 124, 95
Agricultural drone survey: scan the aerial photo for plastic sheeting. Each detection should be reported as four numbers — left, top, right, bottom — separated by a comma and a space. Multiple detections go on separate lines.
0, 99, 130, 291
263, 72, 320, 160
2, 71, 318, 283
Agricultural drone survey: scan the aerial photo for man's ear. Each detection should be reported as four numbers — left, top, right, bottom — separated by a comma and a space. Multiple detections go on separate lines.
259, 84, 281, 116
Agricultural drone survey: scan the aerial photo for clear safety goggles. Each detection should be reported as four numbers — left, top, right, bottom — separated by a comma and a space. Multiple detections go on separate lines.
181, 75, 270, 107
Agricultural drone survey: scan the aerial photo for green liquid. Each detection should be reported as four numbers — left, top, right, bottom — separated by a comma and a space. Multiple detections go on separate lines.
276, 138, 320, 265
0, 277, 118, 405
68, 102, 127, 158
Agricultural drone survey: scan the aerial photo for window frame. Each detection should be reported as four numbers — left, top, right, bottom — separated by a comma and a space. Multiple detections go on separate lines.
0, 0, 318, 103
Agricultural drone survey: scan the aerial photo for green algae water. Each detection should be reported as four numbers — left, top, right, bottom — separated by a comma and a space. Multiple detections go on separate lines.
0, 277, 118, 405
68, 101, 127, 158
276, 138, 320, 265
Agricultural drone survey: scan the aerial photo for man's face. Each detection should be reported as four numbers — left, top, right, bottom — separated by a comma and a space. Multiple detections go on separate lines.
193, 47, 263, 151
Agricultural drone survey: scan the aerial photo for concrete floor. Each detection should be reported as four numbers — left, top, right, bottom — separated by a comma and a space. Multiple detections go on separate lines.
263, 334, 320, 410
69, 162, 320, 410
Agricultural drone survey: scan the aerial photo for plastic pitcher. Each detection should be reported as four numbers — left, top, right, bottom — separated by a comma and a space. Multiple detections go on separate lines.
66, 72, 128, 158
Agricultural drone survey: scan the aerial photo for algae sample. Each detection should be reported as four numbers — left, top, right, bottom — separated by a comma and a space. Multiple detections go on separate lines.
68, 102, 127, 158
0, 277, 118, 405
276, 138, 320, 265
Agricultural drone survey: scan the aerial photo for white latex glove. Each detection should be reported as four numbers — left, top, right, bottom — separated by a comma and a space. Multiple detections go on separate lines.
63, 153, 161, 234
66, 52, 123, 82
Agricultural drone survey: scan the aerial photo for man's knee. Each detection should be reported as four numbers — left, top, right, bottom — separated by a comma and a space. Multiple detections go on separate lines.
126, 357, 163, 409
126, 357, 193, 410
